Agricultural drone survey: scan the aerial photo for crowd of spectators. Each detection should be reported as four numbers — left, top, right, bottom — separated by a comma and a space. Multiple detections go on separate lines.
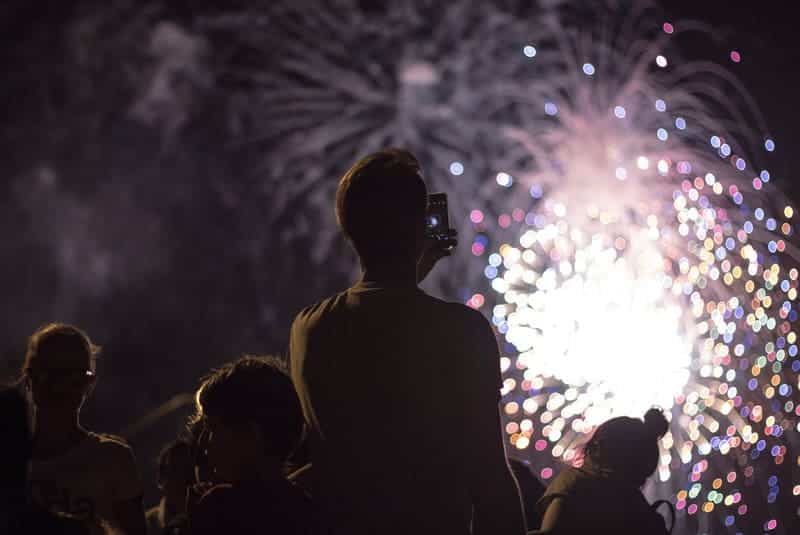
1, 149, 671, 535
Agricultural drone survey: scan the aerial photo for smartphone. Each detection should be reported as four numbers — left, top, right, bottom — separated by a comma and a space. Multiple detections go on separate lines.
426, 193, 450, 239
426, 193, 457, 250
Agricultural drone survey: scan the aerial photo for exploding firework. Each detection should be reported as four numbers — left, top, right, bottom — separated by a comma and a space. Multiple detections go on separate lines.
207, 1, 798, 532
466, 6, 799, 534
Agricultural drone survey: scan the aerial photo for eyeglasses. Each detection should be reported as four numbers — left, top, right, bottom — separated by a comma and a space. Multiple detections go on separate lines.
27, 368, 95, 386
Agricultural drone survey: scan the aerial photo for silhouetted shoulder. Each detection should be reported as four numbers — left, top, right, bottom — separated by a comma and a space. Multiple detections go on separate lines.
87, 433, 143, 500
89, 433, 136, 461
413, 290, 483, 319
436, 298, 497, 342
461, 302, 496, 331
291, 291, 349, 332
92, 432, 131, 448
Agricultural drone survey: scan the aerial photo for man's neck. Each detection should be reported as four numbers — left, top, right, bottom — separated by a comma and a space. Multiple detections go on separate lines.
361, 263, 418, 287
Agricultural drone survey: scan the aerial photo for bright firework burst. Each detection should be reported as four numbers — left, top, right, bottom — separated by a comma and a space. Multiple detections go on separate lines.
468, 6, 798, 534
206, 1, 799, 532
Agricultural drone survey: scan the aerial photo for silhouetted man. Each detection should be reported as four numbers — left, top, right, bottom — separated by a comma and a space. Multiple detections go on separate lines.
289, 149, 526, 535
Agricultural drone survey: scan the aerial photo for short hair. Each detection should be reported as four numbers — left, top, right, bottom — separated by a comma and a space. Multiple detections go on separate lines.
583, 408, 669, 486
335, 148, 427, 264
157, 439, 193, 484
22, 323, 100, 375
197, 355, 303, 460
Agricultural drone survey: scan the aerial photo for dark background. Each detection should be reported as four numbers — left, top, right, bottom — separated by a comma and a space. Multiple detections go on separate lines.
1, 0, 798, 521
667, 0, 799, 188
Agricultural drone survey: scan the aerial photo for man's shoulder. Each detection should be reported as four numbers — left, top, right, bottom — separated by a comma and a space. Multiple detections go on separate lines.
432, 297, 494, 331
295, 291, 349, 321
291, 287, 491, 334
86, 432, 136, 461
291, 291, 350, 338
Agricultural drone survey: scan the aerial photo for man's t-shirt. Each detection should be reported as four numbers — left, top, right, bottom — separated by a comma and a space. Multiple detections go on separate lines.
289, 279, 502, 535
29, 432, 143, 530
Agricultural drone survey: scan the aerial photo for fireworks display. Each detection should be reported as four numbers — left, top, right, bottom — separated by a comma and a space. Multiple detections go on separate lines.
210, 1, 798, 532
2, 1, 797, 528
464, 6, 799, 534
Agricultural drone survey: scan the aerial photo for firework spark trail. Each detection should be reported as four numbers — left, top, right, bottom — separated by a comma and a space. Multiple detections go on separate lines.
208, 1, 799, 532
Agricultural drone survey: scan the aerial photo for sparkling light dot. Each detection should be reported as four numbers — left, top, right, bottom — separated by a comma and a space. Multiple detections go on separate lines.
613, 105, 626, 118
637, 156, 650, 170
730, 50, 741, 63
545, 102, 558, 116
449, 161, 464, 175
523, 45, 537, 58
656, 55, 668, 67
765, 138, 776, 152
496, 172, 513, 187
582, 63, 595, 76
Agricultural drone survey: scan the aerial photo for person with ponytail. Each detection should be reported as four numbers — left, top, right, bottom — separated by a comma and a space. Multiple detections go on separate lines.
532, 408, 672, 534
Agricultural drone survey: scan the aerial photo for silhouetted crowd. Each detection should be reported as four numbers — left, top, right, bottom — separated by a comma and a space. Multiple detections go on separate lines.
1, 150, 674, 535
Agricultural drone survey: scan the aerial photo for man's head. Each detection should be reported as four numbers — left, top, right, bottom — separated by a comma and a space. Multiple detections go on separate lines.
156, 439, 194, 510
22, 323, 99, 413
336, 148, 428, 268
194, 356, 304, 482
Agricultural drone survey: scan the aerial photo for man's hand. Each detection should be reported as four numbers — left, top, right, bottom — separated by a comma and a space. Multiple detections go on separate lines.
416, 230, 457, 283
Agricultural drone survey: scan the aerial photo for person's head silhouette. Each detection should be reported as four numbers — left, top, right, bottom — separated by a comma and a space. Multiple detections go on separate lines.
192, 355, 304, 483
582, 407, 669, 488
22, 323, 99, 415
156, 439, 194, 512
336, 148, 428, 278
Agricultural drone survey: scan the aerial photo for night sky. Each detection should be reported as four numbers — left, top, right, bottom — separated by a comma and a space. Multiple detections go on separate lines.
666, 1, 799, 193
2, 0, 798, 516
